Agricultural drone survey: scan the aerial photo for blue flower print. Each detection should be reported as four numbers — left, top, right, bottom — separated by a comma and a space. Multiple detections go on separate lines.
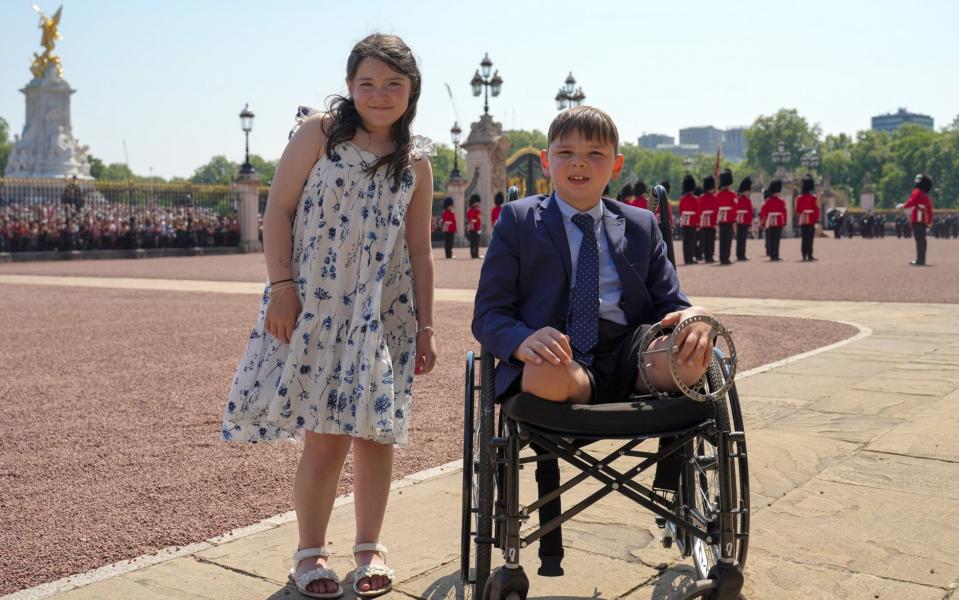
314, 287, 331, 301
374, 394, 391, 414
300, 364, 311, 375
335, 177, 344, 188
277, 384, 288, 397
296, 415, 305, 427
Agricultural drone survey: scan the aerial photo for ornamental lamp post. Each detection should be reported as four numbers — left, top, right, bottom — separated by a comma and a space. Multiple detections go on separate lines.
771, 140, 791, 178
450, 121, 462, 177
800, 147, 819, 174
239, 103, 255, 175
555, 72, 586, 110
683, 156, 693, 173
471, 53, 503, 115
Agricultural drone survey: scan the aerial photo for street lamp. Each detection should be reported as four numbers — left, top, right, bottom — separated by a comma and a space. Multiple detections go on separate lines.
683, 156, 693, 173
239, 103, 255, 175
450, 121, 462, 177
471, 53, 503, 116
800, 147, 819, 173
555, 72, 586, 110
771, 140, 791, 177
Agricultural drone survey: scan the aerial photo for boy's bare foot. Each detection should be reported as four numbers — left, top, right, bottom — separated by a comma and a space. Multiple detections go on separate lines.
354, 549, 391, 593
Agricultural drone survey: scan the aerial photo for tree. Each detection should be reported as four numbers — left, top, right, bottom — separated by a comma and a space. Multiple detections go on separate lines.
191, 155, 238, 184
0, 117, 11, 175
249, 154, 277, 184
87, 154, 105, 179
428, 143, 462, 192
744, 109, 821, 176
504, 129, 547, 151
99, 162, 135, 181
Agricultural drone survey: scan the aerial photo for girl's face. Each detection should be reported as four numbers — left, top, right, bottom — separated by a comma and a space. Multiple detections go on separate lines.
347, 57, 411, 133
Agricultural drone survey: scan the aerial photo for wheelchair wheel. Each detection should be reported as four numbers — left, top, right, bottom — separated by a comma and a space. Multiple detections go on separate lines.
460, 351, 496, 599
684, 354, 749, 581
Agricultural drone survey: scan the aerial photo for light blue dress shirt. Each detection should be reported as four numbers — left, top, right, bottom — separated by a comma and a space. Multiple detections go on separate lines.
552, 193, 627, 325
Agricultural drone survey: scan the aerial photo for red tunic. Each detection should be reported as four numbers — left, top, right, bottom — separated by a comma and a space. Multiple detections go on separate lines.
795, 193, 820, 226
466, 206, 482, 232
903, 189, 934, 225
491, 205, 502, 226
715, 189, 738, 225
760, 195, 788, 228
678, 193, 700, 228
736, 194, 753, 225
628, 194, 649, 210
441, 209, 457, 233
698, 192, 717, 228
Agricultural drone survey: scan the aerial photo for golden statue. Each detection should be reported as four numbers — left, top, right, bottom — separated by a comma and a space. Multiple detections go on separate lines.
30, 4, 64, 78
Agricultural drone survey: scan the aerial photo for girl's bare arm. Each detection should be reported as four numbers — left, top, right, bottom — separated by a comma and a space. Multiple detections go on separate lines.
262, 116, 328, 283
406, 157, 435, 327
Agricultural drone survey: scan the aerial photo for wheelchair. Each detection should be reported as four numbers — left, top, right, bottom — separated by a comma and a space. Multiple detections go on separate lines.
460, 321, 749, 600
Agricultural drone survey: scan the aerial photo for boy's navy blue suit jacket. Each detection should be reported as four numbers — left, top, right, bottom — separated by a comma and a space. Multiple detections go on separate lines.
472, 193, 691, 398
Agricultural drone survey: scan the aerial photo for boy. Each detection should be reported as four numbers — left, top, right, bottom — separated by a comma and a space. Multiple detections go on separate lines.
472, 106, 714, 409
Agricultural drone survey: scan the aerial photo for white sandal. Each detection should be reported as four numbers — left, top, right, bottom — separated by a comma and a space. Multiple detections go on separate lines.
289, 547, 344, 599
352, 543, 395, 598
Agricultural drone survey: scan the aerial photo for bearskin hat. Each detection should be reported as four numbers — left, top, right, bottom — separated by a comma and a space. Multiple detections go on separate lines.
443, 197, 454, 209
914, 173, 933, 193
621, 183, 633, 197
494, 191, 504, 206
768, 179, 783, 195
719, 168, 734, 188
694, 186, 703, 196
682, 174, 696, 194
702, 175, 716, 192
659, 180, 671, 194
634, 180, 647, 196
738, 177, 752, 194
801, 175, 815, 194
469, 193, 481, 205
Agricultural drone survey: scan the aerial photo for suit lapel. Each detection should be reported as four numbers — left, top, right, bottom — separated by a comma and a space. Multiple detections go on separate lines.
538, 194, 572, 278
602, 199, 643, 289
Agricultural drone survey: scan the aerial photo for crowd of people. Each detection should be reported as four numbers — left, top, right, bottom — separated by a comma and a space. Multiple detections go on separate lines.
0, 200, 239, 253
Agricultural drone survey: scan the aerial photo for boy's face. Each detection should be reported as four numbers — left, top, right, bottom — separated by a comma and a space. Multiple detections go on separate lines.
541, 131, 624, 208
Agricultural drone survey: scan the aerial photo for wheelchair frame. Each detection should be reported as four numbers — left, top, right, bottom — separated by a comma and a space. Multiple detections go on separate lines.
460, 348, 750, 600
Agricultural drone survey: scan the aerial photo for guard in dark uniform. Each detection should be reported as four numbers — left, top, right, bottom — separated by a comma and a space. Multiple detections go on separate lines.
698, 176, 717, 262
678, 174, 699, 265
898, 173, 934, 265
760, 180, 787, 261
735, 177, 752, 261
795, 175, 820, 261
715, 169, 737, 265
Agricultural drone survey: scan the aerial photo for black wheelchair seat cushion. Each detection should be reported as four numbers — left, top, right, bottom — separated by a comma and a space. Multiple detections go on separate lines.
501, 393, 715, 438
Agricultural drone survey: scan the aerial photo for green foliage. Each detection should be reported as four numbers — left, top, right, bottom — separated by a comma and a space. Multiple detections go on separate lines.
191, 155, 238, 184
428, 143, 464, 191
504, 129, 548, 151
88, 154, 105, 179
98, 162, 135, 181
744, 109, 821, 175
249, 155, 277, 184
0, 117, 11, 175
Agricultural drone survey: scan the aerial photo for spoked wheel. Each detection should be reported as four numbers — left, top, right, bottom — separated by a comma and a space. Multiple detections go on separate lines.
460, 351, 496, 599
682, 353, 749, 581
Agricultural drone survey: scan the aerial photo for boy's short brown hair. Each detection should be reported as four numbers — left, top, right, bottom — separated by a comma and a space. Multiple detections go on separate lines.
547, 106, 619, 152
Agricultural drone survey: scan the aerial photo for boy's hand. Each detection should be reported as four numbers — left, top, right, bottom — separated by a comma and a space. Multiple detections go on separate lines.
660, 306, 714, 369
514, 327, 573, 366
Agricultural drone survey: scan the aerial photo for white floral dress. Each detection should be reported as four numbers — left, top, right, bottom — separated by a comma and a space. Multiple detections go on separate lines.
221, 109, 434, 446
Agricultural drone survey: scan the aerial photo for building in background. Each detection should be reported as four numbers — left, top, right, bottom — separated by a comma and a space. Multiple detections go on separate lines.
679, 126, 725, 153
721, 127, 747, 161
638, 133, 674, 150
871, 108, 934, 132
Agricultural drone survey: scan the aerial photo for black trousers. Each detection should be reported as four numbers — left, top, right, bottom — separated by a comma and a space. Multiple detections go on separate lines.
718, 223, 734, 264
701, 227, 716, 262
767, 226, 782, 260
800, 224, 816, 259
736, 223, 749, 259
682, 227, 698, 264
913, 222, 927, 264
443, 232, 454, 258
468, 230, 480, 258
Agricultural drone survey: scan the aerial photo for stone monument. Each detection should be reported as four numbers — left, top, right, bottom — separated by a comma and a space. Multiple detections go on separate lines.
4, 5, 93, 179
461, 113, 510, 241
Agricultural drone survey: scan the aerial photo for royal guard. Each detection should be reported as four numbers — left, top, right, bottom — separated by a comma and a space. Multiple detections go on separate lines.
760, 179, 787, 261
678, 174, 699, 265
796, 175, 821, 261
735, 177, 753, 260
631, 180, 649, 209
618, 183, 633, 204
491, 191, 504, 227
698, 175, 718, 263
441, 196, 457, 259
715, 168, 737, 265
467, 193, 482, 259
897, 173, 934, 266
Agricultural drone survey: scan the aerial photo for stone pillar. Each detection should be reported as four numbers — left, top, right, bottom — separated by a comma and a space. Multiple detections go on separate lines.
446, 173, 467, 247
462, 114, 511, 244
236, 172, 262, 252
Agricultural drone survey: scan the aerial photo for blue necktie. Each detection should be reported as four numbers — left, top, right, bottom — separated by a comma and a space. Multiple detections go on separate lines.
569, 213, 600, 365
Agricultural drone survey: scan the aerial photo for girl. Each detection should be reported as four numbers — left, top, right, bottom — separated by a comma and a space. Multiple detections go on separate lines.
221, 34, 437, 599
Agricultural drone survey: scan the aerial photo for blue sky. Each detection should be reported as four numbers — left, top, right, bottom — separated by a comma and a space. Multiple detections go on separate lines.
2, 0, 956, 178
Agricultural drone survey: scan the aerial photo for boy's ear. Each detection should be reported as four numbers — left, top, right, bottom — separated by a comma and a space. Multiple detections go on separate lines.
539, 150, 550, 178
609, 153, 626, 181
